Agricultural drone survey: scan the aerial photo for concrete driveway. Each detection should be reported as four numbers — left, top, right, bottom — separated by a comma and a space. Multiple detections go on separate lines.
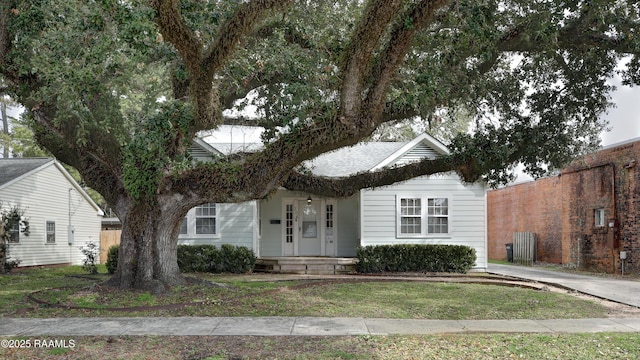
488, 263, 640, 308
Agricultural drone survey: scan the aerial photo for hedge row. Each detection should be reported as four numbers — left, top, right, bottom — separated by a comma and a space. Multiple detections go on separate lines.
106, 244, 256, 274
355, 244, 476, 273
177, 244, 256, 273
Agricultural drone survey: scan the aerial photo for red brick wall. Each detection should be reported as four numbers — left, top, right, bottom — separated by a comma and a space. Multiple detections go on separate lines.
566, 141, 640, 273
488, 139, 640, 274
560, 166, 616, 272
488, 177, 562, 263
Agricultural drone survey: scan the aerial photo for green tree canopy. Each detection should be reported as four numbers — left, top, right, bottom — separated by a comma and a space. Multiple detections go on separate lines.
0, 102, 48, 158
0, 0, 637, 290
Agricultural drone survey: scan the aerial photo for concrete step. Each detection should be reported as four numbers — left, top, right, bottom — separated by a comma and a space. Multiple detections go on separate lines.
254, 257, 358, 275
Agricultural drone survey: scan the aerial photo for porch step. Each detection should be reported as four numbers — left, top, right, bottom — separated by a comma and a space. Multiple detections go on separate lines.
254, 257, 357, 275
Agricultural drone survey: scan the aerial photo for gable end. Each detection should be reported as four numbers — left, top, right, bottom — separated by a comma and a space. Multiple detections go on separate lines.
394, 142, 440, 166
371, 133, 449, 171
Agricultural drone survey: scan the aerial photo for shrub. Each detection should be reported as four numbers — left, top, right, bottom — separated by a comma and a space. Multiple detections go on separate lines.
106, 245, 119, 274
1, 206, 27, 274
355, 244, 476, 274
105, 243, 256, 274
177, 245, 221, 273
1, 243, 21, 273
220, 244, 257, 273
177, 244, 256, 273
79, 242, 100, 274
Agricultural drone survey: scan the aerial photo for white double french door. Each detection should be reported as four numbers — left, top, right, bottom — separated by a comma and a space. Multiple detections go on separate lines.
283, 199, 336, 256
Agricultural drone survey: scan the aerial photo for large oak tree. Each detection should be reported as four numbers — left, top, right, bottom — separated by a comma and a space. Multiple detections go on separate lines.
0, 0, 638, 291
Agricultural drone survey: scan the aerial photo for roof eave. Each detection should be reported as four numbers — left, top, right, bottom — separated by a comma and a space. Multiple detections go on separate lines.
0, 159, 54, 192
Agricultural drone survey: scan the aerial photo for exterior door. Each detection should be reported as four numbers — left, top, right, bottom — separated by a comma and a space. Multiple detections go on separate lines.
298, 199, 321, 255
282, 199, 337, 256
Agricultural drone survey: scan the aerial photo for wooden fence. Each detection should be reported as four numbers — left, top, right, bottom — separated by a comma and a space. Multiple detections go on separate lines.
513, 232, 536, 265
100, 230, 121, 264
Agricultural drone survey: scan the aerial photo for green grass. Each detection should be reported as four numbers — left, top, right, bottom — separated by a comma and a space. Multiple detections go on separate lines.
0, 266, 104, 313
488, 259, 512, 265
279, 281, 605, 319
0, 268, 609, 319
1, 334, 639, 359
0, 267, 636, 359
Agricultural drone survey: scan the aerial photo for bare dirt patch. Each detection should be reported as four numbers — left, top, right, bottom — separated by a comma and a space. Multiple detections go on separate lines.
549, 287, 640, 318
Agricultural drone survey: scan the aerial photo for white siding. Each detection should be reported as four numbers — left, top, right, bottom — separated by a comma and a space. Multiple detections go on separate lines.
336, 195, 359, 257
360, 173, 487, 270
392, 142, 439, 165
259, 191, 288, 256
0, 163, 102, 267
178, 201, 256, 250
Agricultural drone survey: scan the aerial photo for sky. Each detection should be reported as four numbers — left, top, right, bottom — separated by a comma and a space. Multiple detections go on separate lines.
599, 77, 640, 147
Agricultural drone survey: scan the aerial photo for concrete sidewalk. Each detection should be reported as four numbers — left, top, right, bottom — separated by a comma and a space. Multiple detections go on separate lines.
2, 316, 640, 336
488, 263, 640, 308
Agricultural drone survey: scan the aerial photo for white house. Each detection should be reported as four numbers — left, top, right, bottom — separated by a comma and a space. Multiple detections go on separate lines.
0, 158, 104, 267
180, 133, 488, 271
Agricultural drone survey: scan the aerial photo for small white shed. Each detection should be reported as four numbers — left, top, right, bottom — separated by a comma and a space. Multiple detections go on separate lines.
0, 158, 103, 267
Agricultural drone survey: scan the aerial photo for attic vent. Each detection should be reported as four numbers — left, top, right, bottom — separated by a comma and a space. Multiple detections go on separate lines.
394, 143, 439, 165
188, 144, 214, 162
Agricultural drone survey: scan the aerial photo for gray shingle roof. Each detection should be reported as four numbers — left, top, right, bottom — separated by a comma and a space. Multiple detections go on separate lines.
199, 136, 409, 178
305, 142, 406, 177
0, 158, 52, 187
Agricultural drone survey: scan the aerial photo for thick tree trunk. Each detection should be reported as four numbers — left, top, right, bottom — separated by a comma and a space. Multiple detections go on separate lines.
106, 196, 187, 293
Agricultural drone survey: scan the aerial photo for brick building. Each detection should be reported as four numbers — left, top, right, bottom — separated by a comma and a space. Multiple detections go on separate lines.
488, 138, 640, 274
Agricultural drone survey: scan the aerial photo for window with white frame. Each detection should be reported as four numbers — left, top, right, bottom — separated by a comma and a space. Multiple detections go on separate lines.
594, 208, 605, 227
195, 203, 217, 234
400, 198, 422, 234
397, 196, 449, 236
427, 198, 449, 234
46, 221, 56, 244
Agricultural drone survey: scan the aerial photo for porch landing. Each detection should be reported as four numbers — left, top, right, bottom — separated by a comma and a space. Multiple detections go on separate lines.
255, 257, 358, 275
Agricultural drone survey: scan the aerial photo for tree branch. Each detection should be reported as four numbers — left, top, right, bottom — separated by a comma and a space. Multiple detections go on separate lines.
151, 0, 202, 70
0, 3, 10, 70
495, 6, 639, 56
282, 155, 464, 197
30, 106, 125, 206
364, 0, 450, 118
202, 0, 294, 75
253, 20, 315, 50
380, 102, 421, 124
339, 0, 403, 120
0, 1, 19, 83
159, 0, 294, 137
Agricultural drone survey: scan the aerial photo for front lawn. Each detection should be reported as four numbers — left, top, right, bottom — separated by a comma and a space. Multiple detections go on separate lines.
0, 266, 611, 319
2, 266, 638, 359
